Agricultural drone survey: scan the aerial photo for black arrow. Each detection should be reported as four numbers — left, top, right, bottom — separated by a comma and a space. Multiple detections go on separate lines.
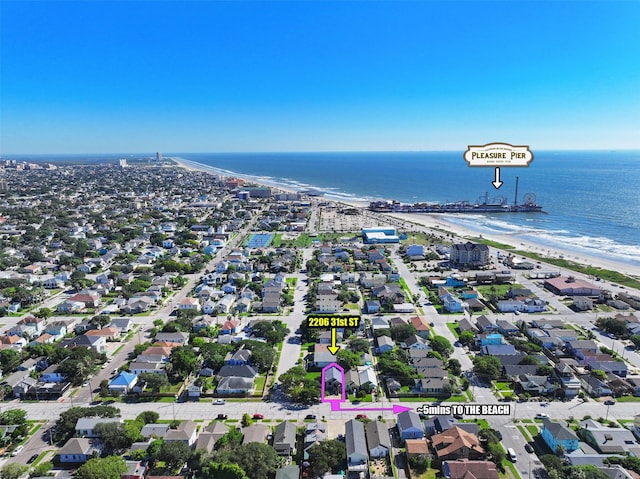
492, 167, 503, 189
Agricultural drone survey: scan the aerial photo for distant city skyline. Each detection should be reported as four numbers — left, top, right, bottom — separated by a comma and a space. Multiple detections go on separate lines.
1, 1, 639, 154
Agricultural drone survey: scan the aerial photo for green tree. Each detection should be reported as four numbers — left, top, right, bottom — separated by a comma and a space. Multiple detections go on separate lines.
448, 358, 462, 377
169, 346, 198, 377
136, 411, 160, 424
75, 456, 127, 479
199, 462, 247, 479
241, 414, 252, 427
0, 350, 21, 375
1, 464, 29, 479
390, 323, 417, 343
591, 369, 607, 380
231, 443, 279, 479
158, 441, 191, 470
348, 338, 370, 353
33, 307, 53, 319
430, 336, 453, 358
336, 349, 360, 371
458, 330, 476, 346
139, 373, 169, 393
94, 423, 133, 455
30, 461, 53, 478
306, 440, 347, 479
567, 465, 609, 479
473, 355, 502, 381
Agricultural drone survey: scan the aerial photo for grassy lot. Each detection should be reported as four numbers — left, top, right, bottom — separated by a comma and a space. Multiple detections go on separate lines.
305, 371, 322, 381
254, 376, 267, 395
517, 425, 532, 442
613, 396, 640, 402
272, 234, 283, 247
409, 468, 439, 479
492, 381, 513, 391
401, 232, 433, 245
476, 284, 524, 298
286, 277, 298, 287
447, 322, 460, 338
527, 425, 539, 436
443, 395, 468, 402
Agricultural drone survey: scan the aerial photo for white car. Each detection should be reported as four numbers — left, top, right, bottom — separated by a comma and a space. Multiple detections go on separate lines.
213, 399, 226, 405
11, 445, 24, 457
535, 413, 550, 419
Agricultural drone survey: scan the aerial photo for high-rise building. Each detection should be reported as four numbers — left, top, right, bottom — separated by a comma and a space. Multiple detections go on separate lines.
156, 152, 163, 162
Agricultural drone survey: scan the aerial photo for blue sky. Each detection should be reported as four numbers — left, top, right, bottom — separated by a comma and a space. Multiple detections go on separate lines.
1, 0, 639, 154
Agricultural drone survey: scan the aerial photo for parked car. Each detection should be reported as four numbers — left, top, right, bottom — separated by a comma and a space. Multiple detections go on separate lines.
604, 399, 616, 405
213, 399, 226, 405
356, 414, 368, 420
305, 414, 317, 420
525, 444, 534, 453
11, 445, 24, 457
535, 413, 549, 419
253, 414, 264, 420
217, 414, 228, 420
27, 454, 39, 464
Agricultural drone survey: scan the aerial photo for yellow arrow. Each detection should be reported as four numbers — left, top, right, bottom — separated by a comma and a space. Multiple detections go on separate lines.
327, 328, 340, 355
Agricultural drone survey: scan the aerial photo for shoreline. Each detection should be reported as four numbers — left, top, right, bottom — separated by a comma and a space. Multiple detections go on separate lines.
171, 157, 640, 279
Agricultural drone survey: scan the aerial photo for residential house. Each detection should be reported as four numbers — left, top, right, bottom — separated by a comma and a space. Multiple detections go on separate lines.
140, 424, 170, 439
580, 375, 613, 397
541, 419, 580, 454
122, 461, 148, 479
304, 423, 328, 460
110, 317, 134, 334
69, 334, 107, 353
220, 320, 240, 335
397, 411, 424, 441
579, 419, 639, 454
108, 372, 138, 395
377, 336, 395, 354
164, 420, 198, 447
443, 460, 499, 479
414, 377, 451, 396
178, 297, 200, 311
242, 424, 269, 445
409, 316, 431, 338
366, 420, 391, 458
40, 365, 65, 383
273, 421, 297, 456
431, 427, 485, 461
76, 417, 124, 438
216, 377, 254, 395
225, 346, 252, 365
403, 335, 430, 350
312, 344, 338, 368
154, 332, 189, 345
345, 419, 369, 472
58, 438, 100, 463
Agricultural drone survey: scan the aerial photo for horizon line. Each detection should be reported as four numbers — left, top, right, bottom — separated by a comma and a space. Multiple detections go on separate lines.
2, 147, 639, 157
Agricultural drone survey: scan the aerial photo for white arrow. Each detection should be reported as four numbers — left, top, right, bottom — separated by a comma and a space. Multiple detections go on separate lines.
492, 167, 503, 189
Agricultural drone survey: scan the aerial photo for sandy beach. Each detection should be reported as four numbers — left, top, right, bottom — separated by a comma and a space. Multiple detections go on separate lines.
172, 157, 640, 279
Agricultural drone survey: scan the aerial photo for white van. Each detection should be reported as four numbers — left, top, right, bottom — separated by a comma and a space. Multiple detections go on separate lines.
507, 447, 517, 462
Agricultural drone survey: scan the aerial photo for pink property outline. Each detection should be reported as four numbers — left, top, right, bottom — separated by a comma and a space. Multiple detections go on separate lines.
321, 362, 346, 410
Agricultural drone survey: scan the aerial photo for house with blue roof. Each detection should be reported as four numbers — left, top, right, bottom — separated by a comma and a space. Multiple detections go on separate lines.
541, 419, 580, 453
108, 372, 138, 395
477, 333, 504, 347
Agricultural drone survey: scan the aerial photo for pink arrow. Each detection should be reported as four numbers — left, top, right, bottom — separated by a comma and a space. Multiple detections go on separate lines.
327, 400, 412, 415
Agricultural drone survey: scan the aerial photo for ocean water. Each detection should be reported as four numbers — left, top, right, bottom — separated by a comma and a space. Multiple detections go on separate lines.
176, 151, 640, 267
9, 150, 640, 267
